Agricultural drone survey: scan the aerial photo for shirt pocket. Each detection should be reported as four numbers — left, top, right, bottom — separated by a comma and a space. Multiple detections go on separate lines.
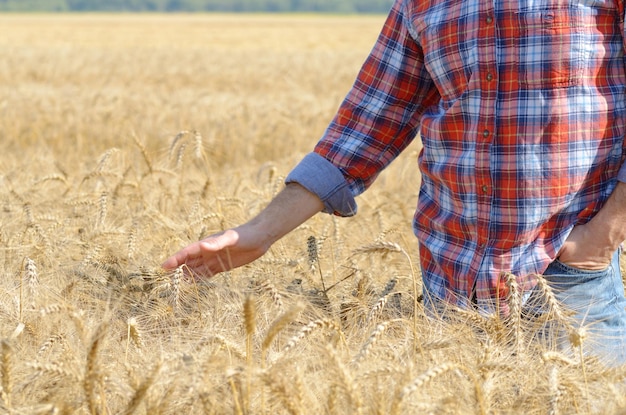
516, 8, 588, 88
419, 19, 474, 105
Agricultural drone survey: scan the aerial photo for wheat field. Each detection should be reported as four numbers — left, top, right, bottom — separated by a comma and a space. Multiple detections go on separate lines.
1, 13, 626, 414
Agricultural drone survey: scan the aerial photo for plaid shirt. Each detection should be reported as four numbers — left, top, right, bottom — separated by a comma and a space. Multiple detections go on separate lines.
286, 0, 626, 310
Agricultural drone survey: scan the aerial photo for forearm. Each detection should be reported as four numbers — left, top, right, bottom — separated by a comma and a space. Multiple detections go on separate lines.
243, 182, 324, 250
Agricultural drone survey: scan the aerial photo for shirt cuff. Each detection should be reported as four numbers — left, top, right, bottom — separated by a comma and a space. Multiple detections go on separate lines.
285, 152, 357, 217
618, 163, 626, 183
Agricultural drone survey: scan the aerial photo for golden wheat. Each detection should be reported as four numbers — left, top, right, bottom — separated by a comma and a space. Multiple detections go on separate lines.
0, 13, 624, 415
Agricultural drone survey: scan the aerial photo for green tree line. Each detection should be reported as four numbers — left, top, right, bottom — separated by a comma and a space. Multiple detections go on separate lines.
0, 0, 393, 13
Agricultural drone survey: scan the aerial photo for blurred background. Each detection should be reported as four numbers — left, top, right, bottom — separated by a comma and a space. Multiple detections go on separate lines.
0, 0, 394, 13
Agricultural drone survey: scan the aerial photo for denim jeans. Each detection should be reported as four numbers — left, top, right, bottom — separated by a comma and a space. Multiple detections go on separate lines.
423, 249, 626, 366
525, 248, 626, 366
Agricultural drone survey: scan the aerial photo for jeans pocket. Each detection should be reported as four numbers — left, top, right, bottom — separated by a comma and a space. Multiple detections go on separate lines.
550, 258, 611, 276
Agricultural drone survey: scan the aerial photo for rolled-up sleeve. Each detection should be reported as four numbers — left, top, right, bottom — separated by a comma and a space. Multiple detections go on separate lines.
617, 164, 626, 183
285, 152, 357, 216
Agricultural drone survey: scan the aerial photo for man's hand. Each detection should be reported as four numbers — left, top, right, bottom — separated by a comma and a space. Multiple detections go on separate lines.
557, 223, 615, 270
162, 227, 270, 277
162, 183, 324, 278
558, 181, 626, 271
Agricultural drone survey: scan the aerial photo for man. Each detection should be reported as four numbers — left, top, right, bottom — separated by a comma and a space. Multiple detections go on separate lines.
163, 0, 626, 364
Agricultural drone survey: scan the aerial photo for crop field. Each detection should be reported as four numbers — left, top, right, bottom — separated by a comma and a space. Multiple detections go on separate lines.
1, 13, 626, 414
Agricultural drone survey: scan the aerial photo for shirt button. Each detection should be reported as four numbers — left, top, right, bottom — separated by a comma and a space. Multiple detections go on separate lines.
482, 185, 489, 193
486, 15, 493, 24
486, 72, 493, 81
482, 129, 490, 138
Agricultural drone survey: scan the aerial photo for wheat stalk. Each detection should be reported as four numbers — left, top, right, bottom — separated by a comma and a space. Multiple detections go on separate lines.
122, 362, 160, 415
198, 335, 246, 361
37, 334, 65, 356
127, 218, 139, 260
399, 363, 458, 400
243, 295, 256, 366
131, 132, 153, 174
253, 279, 284, 312
193, 130, 205, 161
33, 174, 68, 187
353, 241, 420, 349
395, 362, 486, 415
95, 148, 120, 173
22, 203, 34, 224
281, 319, 343, 355
324, 344, 362, 415
262, 371, 302, 415
504, 272, 522, 355
97, 192, 108, 229
262, 302, 304, 362
548, 364, 561, 415
533, 274, 576, 332
366, 294, 390, 324
307, 235, 326, 291
353, 321, 390, 364
242, 294, 257, 413
20, 256, 39, 320
84, 324, 107, 415
27, 361, 80, 381
327, 385, 338, 415
352, 241, 403, 257
175, 142, 187, 171
170, 265, 183, 311
1, 341, 12, 411
125, 317, 143, 364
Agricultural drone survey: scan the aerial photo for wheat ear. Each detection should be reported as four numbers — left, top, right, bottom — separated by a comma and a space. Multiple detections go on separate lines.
170, 265, 183, 311
353, 321, 390, 364
366, 294, 390, 324
243, 295, 256, 413
196, 335, 246, 362
353, 241, 419, 348
27, 362, 80, 381
281, 319, 343, 355
127, 218, 139, 260
307, 235, 326, 291
399, 363, 458, 400
262, 303, 304, 363
132, 132, 153, 174
548, 364, 561, 415
254, 279, 284, 312
24, 257, 39, 311
262, 371, 302, 415
504, 272, 522, 355
395, 363, 485, 415
37, 334, 65, 356
125, 317, 143, 364
122, 362, 161, 415
97, 192, 108, 229
84, 324, 107, 415
1, 340, 12, 411
325, 344, 362, 415
243, 295, 256, 366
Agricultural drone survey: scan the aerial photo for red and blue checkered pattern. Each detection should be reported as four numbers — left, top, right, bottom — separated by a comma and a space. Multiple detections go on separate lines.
296, 0, 626, 310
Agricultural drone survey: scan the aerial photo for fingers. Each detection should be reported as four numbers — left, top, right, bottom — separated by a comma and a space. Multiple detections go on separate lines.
161, 241, 204, 270
161, 230, 240, 274
162, 249, 224, 277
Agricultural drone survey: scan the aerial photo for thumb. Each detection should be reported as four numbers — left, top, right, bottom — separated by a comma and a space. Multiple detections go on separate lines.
199, 229, 240, 252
